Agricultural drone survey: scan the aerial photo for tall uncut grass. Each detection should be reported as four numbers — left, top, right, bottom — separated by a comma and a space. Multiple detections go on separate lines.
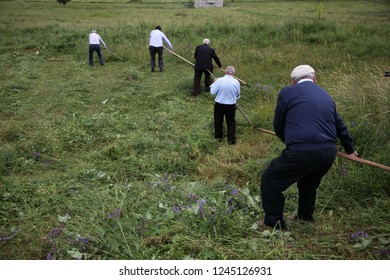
0, 0, 389, 260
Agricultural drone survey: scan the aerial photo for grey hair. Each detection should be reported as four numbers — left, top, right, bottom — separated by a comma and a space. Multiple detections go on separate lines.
225, 66, 235, 75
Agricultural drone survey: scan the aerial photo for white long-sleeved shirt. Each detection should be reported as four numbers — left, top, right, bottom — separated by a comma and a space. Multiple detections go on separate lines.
89, 32, 106, 48
149, 29, 172, 49
210, 75, 240, 105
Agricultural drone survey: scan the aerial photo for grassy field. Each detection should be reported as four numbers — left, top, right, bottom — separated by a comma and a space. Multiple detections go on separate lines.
0, 0, 389, 260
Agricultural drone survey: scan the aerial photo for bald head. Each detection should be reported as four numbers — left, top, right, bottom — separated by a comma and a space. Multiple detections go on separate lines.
225, 66, 235, 75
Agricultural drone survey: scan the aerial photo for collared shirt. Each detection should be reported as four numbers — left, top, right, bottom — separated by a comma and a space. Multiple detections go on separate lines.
297, 78, 313, 84
149, 29, 173, 49
89, 32, 106, 48
210, 75, 240, 105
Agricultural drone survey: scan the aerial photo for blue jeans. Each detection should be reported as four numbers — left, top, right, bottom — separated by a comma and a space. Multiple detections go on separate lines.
89, 44, 104, 66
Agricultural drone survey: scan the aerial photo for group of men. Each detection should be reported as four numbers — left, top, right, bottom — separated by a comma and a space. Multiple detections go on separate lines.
88, 27, 358, 231
146, 27, 239, 145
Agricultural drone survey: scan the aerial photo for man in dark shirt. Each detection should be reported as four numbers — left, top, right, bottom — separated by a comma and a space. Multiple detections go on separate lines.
259, 65, 358, 230
191, 38, 222, 96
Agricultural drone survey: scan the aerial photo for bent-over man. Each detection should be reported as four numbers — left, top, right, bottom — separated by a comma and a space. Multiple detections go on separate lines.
89, 29, 106, 66
259, 64, 358, 230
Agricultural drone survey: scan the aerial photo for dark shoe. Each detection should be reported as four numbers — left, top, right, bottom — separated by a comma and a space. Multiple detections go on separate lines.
151, 68, 155, 72
159, 68, 163, 72
216, 138, 222, 142
228, 140, 236, 145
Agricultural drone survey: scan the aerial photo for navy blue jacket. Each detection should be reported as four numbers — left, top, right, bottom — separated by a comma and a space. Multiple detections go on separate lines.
194, 44, 222, 71
274, 81, 355, 153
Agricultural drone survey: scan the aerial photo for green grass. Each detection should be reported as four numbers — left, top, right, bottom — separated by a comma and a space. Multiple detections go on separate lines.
0, 0, 389, 260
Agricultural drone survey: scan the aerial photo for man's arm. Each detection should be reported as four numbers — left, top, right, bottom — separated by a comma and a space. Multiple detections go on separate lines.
211, 49, 222, 68
335, 111, 355, 154
162, 34, 173, 49
273, 95, 287, 142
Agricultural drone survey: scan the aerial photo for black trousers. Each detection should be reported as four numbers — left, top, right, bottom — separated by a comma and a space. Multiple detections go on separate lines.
149, 46, 163, 70
260, 147, 337, 229
214, 102, 236, 143
89, 44, 104, 66
192, 68, 212, 95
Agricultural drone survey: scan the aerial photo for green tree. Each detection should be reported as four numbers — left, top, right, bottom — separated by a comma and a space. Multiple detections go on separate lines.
57, 0, 71, 6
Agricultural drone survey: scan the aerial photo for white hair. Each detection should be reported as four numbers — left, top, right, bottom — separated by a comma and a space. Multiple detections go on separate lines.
225, 66, 235, 75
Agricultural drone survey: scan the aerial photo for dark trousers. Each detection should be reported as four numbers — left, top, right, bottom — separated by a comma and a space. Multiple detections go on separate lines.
89, 44, 104, 66
260, 147, 337, 229
149, 46, 163, 70
214, 102, 236, 143
192, 68, 212, 96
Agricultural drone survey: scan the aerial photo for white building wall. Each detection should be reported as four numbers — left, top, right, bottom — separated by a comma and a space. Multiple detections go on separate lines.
194, 0, 223, 8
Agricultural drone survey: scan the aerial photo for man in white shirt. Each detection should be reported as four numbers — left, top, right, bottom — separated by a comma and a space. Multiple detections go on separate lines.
149, 26, 173, 72
89, 30, 106, 66
210, 66, 241, 144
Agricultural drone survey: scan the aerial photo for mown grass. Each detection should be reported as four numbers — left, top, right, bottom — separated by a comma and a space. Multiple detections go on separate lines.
0, 0, 389, 260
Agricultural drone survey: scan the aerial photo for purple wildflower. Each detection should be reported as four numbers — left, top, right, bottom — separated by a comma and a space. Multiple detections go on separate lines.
231, 188, 239, 196
32, 152, 42, 157
0, 235, 12, 241
189, 193, 197, 202
339, 162, 348, 177
160, 180, 172, 191
350, 230, 369, 239
48, 224, 64, 238
172, 205, 181, 214
78, 237, 91, 252
198, 199, 206, 218
107, 208, 122, 219
374, 249, 390, 256
47, 253, 54, 260
198, 199, 206, 206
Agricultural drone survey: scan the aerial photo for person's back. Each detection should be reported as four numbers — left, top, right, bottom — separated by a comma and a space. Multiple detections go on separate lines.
88, 30, 105, 66
149, 29, 163, 47
260, 64, 357, 230
89, 32, 100, 45
210, 74, 240, 105
148, 26, 172, 72
194, 43, 221, 70
276, 81, 337, 150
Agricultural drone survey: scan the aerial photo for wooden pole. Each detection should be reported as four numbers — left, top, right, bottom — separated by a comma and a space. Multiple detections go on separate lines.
163, 46, 194, 66
105, 49, 125, 61
237, 106, 390, 172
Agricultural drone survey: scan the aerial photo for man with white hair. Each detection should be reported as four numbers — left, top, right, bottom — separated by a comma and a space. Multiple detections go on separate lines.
259, 64, 358, 230
89, 29, 106, 66
192, 38, 222, 96
210, 66, 240, 144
